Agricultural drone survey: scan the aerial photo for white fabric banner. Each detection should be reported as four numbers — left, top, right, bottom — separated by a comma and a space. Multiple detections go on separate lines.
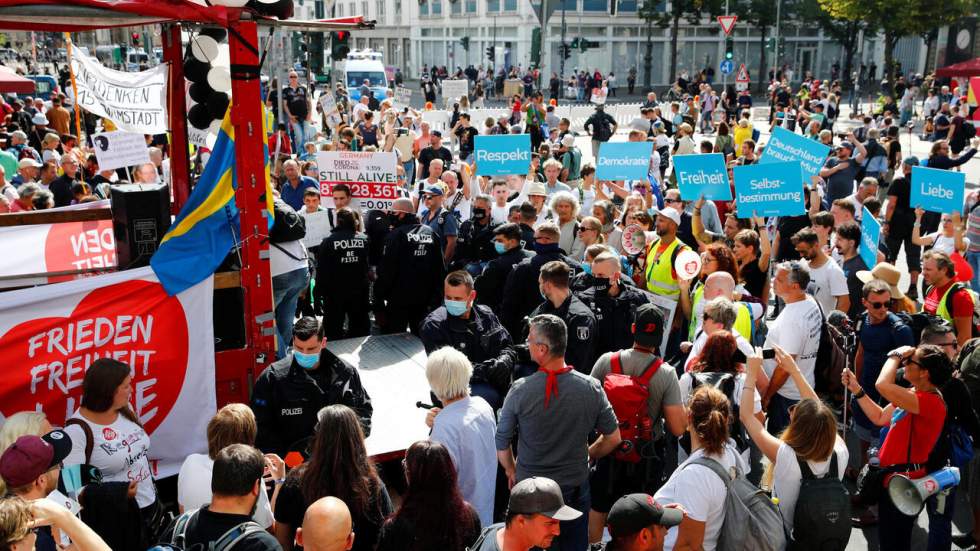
70, 47, 168, 134
0, 267, 215, 478
0, 220, 116, 287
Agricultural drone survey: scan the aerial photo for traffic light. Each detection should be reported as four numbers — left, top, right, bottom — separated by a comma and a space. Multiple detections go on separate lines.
561, 43, 571, 60
330, 31, 350, 61
570, 37, 580, 49
486, 46, 495, 61
580, 39, 589, 53
131, 33, 140, 46
460, 37, 470, 51
725, 38, 734, 61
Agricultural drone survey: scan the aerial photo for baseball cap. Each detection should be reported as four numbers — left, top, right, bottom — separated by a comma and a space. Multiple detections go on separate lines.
423, 185, 444, 197
527, 182, 548, 197
652, 206, 681, 227
903, 156, 920, 166
0, 430, 72, 488
18, 158, 41, 169
632, 304, 665, 348
508, 477, 582, 521
839, 140, 855, 151
607, 494, 683, 536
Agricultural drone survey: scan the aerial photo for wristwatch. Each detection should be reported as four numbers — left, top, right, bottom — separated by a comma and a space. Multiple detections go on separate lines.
853, 388, 866, 400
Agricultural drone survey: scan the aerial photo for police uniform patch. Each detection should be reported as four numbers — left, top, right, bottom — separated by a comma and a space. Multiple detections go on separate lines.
577, 326, 590, 340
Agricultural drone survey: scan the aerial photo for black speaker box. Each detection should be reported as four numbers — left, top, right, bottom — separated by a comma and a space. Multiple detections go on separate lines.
110, 183, 172, 269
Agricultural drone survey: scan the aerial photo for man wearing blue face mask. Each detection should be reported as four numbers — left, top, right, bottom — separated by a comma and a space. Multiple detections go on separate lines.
251, 317, 373, 457
420, 271, 517, 409
476, 223, 534, 314
501, 222, 582, 340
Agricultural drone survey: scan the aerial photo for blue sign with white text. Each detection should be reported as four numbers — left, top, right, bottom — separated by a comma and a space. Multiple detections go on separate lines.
596, 141, 654, 181
860, 206, 880, 270
759, 126, 831, 182
673, 153, 733, 201
474, 134, 532, 176
733, 160, 806, 217
911, 166, 966, 215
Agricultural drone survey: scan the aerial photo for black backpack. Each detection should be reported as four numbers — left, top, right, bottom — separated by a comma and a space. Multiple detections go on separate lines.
268, 200, 307, 244
150, 509, 265, 551
788, 453, 851, 550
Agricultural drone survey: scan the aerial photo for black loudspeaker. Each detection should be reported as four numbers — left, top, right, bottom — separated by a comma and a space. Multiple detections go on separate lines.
110, 183, 172, 269
213, 286, 247, 351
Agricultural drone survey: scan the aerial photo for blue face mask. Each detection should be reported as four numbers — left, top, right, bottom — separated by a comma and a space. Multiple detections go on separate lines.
494, 242, 508, 255
294, 351, 320, 369
445, 299, 469, 316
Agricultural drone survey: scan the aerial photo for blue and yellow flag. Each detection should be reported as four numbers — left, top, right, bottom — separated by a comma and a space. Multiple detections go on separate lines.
150, 108, 275, 296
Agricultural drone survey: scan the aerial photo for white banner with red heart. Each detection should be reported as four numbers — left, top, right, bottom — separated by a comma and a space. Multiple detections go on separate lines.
0, 219, 117, 289
0, 266, 215, 478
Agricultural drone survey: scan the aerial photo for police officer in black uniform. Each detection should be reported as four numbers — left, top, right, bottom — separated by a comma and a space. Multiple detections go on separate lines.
420, 270, 517, 409
251, 317, 372, 457
450, 194, 498, 276
501, 222, 581, 339
374, 197, 445, 335
475, 223, 534, 314
315, 208, 370, 340
530, 260, 596, 374
576, 251, 651, 365
517, 202, 537, 250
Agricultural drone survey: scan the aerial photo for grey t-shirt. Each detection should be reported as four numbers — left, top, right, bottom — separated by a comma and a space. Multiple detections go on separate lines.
824, 156, 859, 202
473, 524, 503, 551
496, 370, 618, 488
591, 350, 683, 441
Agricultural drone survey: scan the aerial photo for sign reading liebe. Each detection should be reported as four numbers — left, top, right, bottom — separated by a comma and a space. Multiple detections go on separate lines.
911, 166, 966, 215
0, 280, 188, 435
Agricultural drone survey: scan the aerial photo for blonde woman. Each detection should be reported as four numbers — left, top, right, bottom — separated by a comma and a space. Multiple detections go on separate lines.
570, 216, 605, 261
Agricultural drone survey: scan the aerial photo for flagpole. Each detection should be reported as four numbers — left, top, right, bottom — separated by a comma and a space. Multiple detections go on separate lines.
63, 32, 84, 140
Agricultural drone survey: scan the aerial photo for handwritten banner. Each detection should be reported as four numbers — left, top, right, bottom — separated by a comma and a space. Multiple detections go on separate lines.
69, 46, 168, 134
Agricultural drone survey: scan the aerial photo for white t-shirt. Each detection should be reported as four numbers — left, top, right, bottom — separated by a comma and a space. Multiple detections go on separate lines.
177, 453, 275, 528
804, 258, 848, 315
269, 239, 308, 277
655, 442, 748, 551
491, 202, 511, 225
63, 413, 157, 508
763, 297, 823, 400
352, 102, 370, 122
773, 436, 849, 536
923, 233, 969, 256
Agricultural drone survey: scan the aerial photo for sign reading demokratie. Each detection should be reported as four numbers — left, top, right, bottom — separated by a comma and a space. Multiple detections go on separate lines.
474, 134, 532, 176
596, 141, 654, 181
316, 151, 399, 210
69, 47, 168, 134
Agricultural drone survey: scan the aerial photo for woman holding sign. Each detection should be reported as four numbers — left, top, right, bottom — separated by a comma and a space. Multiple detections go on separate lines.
912, 208, 968, 257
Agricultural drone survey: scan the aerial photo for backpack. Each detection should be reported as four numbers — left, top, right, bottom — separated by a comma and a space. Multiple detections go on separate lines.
686, 456, 786, 551
813, 301, 854, 397
935, 282, 980, 338
690, 372, 749, 453
957, 337, 980, 404
602, 351, 662, 463
151, 509, 265, 551
959, 120, 977, 140
268, 200, 306, 244
788, 453, 851, 550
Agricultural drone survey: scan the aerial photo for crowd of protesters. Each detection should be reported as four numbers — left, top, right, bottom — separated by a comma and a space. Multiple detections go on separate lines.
2, 56, 980, 551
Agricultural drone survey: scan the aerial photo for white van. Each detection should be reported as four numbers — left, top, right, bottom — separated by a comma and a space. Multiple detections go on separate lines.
343, 50, 388, 101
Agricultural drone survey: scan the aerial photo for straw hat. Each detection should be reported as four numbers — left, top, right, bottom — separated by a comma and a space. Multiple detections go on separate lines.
856, 262, 903, 299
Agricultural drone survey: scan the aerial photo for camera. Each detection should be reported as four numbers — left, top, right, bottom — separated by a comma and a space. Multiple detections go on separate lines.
762, 348, 776, 360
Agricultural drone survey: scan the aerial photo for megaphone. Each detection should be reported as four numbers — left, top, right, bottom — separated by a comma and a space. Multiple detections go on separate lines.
888, 466, 960, 516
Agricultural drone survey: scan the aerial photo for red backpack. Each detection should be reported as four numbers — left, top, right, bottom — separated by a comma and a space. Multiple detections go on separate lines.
602, 351, 662, 463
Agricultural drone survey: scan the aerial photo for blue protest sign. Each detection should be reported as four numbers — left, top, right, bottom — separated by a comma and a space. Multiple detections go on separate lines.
911, 166, 966, 215
596, 141, 654, 181
673, 153, 732, 201
474, 134, 532, 176
759, 126, 831, 181
860, 206, 880, 270
720, 60, 734, 75
732, 160, 805, 217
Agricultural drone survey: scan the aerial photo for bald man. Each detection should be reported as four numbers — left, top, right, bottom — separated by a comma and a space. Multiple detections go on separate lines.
296, 497, 353, 551
687, 271, 762, 343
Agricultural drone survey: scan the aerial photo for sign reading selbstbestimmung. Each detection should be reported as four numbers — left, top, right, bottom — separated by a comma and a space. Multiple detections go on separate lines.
474, 134, 532, 176
759, 126, 831, 181
673, 153, 732, 201
596, 141, 654, 181
733, 160, 806, 217
911, 166, 966, 215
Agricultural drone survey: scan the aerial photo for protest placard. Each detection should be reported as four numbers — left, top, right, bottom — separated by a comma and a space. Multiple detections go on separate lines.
474, 134, 532, 176
319, 91, 337, 115
860, 206, 881, 269
911, 166, 966, 215
441, 79, 469, 101
69, 47, 168, 134
394, 86, 412, 109
733, 160, 806, 217
759, 126, 831, 181
672, 153, 732, 201
596, 142, 654, 181
91, 131, 151, 172
316, 151, 399, 210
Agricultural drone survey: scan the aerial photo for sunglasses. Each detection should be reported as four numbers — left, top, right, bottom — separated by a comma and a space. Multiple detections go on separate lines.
866, 301, 889, 310
664, 198, 680, 204
901, 357, 923, 369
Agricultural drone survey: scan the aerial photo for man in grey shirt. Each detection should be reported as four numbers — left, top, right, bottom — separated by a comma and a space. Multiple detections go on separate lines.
588, 304, 687, 544
496, 314, 621, 551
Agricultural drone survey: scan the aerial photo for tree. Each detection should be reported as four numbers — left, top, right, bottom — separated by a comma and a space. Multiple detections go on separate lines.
798, 0, 865, 90
733, 0, 780, 92
652, 0, 724, 87
819, 0, 974, 96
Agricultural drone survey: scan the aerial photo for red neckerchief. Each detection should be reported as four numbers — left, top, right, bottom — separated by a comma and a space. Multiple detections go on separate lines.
538, 365, 573, 408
